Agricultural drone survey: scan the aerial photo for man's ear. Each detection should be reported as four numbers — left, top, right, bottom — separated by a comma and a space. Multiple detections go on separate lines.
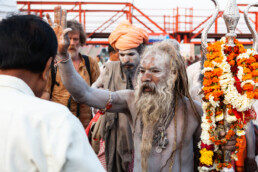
42, 57, 53, 81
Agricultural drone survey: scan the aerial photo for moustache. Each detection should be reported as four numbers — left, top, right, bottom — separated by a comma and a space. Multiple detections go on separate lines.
68, 46, 76, 50
140, 82, 156, 93
121, 62, 135, 68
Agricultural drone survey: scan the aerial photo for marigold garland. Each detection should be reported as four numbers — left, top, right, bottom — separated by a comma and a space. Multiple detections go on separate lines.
198, 37, 257, 171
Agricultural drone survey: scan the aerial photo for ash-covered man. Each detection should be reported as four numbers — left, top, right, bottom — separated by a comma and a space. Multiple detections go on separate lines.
55, 9, 236, 170
90, 21, 148, 172
42, 18, 100, 129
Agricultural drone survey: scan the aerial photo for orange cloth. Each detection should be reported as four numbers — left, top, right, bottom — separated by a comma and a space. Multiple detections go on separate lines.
235, 135, 246, 172
109, 52, 119, 61
108, 20, 149, 50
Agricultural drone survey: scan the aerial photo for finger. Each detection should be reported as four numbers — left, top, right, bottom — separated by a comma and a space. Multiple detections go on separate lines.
46, 13, 53, 26
61, 10, 67, 28
224, 145, 236, 152
54, 6, 61, 25
226, 140, 236, 146
63, 28, 72, 36
219, 130, 226, 138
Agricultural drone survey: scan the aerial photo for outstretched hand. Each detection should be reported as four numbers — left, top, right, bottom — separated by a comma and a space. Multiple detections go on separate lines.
46, 6, 71, 58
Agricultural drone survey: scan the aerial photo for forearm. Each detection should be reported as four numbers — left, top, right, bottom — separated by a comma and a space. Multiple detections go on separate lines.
245, 121, 256, 159
58, 58, 129, 112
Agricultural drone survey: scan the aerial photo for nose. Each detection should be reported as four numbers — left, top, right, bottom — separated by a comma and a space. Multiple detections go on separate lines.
123, 55, 130, 63
70, 38, 74, 45
141, 72, 151, 82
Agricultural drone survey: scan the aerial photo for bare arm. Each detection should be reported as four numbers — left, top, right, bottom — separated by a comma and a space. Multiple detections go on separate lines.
46, 6, 131, 114
58, 59, 130, 113
244, 121, 257, 172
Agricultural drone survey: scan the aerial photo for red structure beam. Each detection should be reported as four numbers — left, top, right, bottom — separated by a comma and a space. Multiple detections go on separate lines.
133, 15, 154, 33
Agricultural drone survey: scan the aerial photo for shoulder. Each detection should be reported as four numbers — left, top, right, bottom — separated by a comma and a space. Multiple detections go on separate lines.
86, 55, 98, 66
187, 61, 201, 73
181, 96, 203, 119
102, 61, 121, 71
28, 96, 75, 121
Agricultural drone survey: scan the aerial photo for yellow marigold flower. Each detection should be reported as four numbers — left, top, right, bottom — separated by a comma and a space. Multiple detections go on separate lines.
199, 148, 214, 166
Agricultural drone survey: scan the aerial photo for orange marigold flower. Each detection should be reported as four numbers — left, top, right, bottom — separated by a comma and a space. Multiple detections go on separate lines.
252, 70, 258, 77
242, 74, 252, 81
253, 77, 258, 83
242, 83, 254, 91
228, 60, 235, 66
228, 109, 233, 114
227, 54, 235, 61
204, 61, 214, 68
254, 89, 258, 99
217, 163, 223, 169
246, 91, 254, 99
212, 78, 220, 83
203, 87, 213, 94
243, 68, 251, 74
214, 56, 223, 63
213, 68, 223, 76
254, 54, 258, 61
227, 164, 232, 168
237, 58, 247, 66
206, 53, 216, 60
218, 121, 224, 125
247, 56, 256, 64
204, 71, 213, 78
251, 62, 258, 70
203, 79, 213, 87
216, 110, 222, 115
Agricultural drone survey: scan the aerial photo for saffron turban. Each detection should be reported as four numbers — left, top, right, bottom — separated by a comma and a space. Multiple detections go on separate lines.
108, 21, 149, 50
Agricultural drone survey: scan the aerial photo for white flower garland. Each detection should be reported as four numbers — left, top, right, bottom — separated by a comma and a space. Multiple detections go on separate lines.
219, 43, 255, 112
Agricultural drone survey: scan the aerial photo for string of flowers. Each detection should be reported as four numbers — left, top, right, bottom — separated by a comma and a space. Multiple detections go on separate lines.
198, 37, 257, 171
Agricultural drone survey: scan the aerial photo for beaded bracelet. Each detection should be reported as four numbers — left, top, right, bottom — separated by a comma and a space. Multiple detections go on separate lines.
54, 54, 71, 67
98, 93, 113, 115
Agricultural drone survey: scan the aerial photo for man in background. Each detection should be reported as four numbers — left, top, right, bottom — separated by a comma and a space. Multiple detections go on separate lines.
91, 21, 148, 172
42, 19, 100, 129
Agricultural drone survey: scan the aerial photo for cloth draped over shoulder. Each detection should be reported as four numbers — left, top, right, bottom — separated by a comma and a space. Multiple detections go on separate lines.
91, 61, 134, 172
108, 20, 149, 51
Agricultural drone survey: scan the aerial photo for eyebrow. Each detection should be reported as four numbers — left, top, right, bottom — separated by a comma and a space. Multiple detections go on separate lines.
139, 67, 160, 70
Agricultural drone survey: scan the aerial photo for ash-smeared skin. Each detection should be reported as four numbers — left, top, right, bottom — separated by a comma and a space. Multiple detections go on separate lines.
52, 7, 239, 171
119, 49, 140, 68
92, 48, 140, 89
58, 51, 202, 171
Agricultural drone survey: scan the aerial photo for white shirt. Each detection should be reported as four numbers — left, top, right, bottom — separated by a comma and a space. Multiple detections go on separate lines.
0, 75, 105, 172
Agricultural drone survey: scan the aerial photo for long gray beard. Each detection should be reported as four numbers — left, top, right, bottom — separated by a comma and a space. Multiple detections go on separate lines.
134, 74, 175, 171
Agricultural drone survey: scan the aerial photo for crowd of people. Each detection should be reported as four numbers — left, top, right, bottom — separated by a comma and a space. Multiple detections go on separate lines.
0, 5, 257, 172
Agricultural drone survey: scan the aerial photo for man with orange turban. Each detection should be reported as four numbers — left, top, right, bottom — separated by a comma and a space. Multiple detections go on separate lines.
89, 21, 148, 172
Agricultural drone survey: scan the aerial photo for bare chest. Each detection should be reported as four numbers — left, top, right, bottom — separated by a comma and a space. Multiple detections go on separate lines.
132, 109, 198, 172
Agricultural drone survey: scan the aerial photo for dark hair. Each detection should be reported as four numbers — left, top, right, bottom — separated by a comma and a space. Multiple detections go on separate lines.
67, 20, 86, 45
108, 44, 116, 54
135, 43, 145, 55
0, 15, 57, 73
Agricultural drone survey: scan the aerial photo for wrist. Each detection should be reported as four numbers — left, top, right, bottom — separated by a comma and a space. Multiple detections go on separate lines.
54, 53, 71, 67
56, 52, 69, 60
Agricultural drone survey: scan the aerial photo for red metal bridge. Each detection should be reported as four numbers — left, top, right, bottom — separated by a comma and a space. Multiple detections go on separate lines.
17, 1, 258, 45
